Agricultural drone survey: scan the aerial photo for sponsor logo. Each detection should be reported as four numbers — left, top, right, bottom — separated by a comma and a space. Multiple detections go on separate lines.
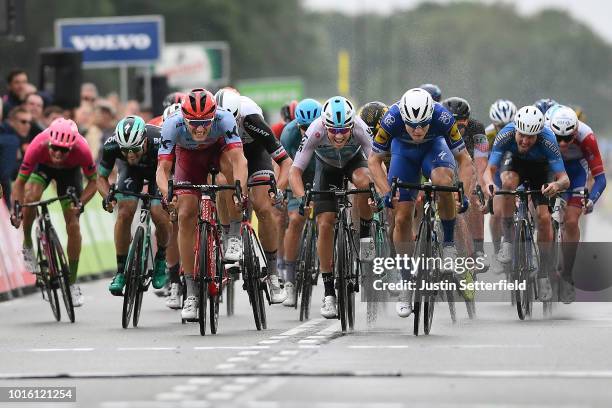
383, 114, 396, 127
70, 34, 152, 52
140, 210, 148, 223
438, 151, 447, 161
374, 130, 390, 145
449, 124, 462, 142
439, 111, 452, 125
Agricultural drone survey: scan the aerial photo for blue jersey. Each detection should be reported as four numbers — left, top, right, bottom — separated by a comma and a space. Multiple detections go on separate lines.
488, 123, 565, 174
373, 102, 466, 156
158, 109, 242, 160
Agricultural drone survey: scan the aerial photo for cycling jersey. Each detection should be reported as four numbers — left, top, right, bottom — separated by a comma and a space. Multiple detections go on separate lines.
147, 116, 163, 127
293, 116, 372, 171
560, 121, 606, 205
281, 119, 315, 212
98, 124, 162, 178
484, 123, 500, 148
460, 119, 487, 159
158, 108, 242, 162
18, 129, 96, 181
373, 102, 466, 156
488, 123, 565, 174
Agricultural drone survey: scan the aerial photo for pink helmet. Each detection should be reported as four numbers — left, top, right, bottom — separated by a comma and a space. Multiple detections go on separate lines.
48, 118, 78, 148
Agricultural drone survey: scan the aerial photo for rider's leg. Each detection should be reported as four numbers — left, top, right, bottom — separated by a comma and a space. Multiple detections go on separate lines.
430, 166, 456, 244
62, 204, 82, 285
151, 204, 171, 288
22, 181, 45, 248
283, 210, 306, 284
251, 183, 281, 274
177, 193, 199, 297
115, 199, 138, 274
316, 211, 336, 297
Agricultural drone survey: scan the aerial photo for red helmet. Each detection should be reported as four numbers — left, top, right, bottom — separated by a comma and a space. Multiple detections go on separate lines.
48, 118, 78, 148
181, 88, 216, 120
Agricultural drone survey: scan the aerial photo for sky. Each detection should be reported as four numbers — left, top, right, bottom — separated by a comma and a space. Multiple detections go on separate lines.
303, 0, 612, 44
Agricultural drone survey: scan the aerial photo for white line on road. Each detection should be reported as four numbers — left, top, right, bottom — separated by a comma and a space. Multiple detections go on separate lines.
188, 378, 214, 385
227, 357, 250, 362
28, 347, 94, 352
117, 347, 177, 351
316, 321, 341, 335
238, 350, 261, 356
193, 346, 269, 350
348, 345, 544, 349
280, 318, 325, 336
259, 339, 280, 344
215, 363, 236, 370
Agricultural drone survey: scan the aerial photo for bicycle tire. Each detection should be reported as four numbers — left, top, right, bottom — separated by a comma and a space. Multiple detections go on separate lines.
446, 285, 457, 324
423, 240, 439, 335
38, 238, 61, 321
300, 220, 316, 321
513, 222, 530, 320
242, 226, 262, 330
412, 221, 428, 336
347, 227, 356, 331
122, 227, 143, 329
210, 229, 222, 334
49, 228, 74, 323
198, 226, 210, 336
133, 236, 150, 328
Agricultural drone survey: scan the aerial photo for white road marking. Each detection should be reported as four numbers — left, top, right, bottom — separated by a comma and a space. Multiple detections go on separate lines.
298, 339, 320, 344
215, 363, 236, 370
155, 392, 185, 401
194, 346, 269, 350
172, 385, 199, 393
28, 348, 94, 352
298, 344, 321, 349
316, 321, 341, 335
206, 392, 234, 400
221, 384, 248, 392
269, 356, 289, 362
258, 339, 280, 344
348, 345, 544, 349
280, 318, 324, 336
188, 378, 214, 385
227, 357, 249, 362
117, 347, 177, 351
279, 350, 300, 355
238, 350, 261, 356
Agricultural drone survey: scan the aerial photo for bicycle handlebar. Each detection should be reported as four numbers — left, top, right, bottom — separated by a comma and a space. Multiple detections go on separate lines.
12, 187, 80, 228
108, 184, 163, 202
304, 182, 377, 207
389, 177, 464, 210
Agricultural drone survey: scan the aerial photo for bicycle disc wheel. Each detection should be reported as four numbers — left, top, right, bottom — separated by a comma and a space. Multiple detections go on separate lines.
198, 226, 211, 336
49, 229, 74, 323
242, 227, 262, 330
122, 227, 143, 329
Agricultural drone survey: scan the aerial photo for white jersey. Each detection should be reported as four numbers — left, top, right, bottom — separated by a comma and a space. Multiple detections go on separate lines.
236, 96, 264, 144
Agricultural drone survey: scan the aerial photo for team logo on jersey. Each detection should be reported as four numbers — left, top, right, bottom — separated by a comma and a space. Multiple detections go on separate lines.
374, 129, 390, 145
439, 111, 452, 125
449, 124, 462, 142
438, 151, 447, 161
383, 114, 395, 127
161, 138, 173, 150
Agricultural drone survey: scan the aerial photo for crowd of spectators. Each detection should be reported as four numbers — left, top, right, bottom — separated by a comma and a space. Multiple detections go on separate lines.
0, 67, 153, 206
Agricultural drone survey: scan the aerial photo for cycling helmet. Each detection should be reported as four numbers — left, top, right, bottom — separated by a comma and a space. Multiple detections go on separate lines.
162, 103, 181, 122
489, 99, 516, 126
322, 96, 355, 128
48, 118, 78, 148
514, 106, 545, 135
358, 101, 389, 134
544, 103, 564, 126
442, 97, 471, 120
534, 98, 558, 114
419, 83, 442, 102
399, 88, 434, 125
214, 88, 241, 119
181, 88, 216, 120
162, 92, 185, 109
115, 115, 147, 149
280, 100, 298, 123
295, 98, 322, 127
549, 106, 578, 137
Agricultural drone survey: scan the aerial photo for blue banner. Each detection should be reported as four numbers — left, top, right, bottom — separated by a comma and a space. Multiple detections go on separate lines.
55, 16, 163, 67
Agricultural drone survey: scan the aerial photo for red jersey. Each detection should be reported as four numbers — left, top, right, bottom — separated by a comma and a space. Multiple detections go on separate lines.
270, 121, 286, 140
148, 115, 163, 127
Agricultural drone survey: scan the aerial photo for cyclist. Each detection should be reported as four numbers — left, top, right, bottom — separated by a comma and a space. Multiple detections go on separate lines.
442, 97, 489, 271
215, 88, 293, 304
271, 100, 298, 139
97, 115, 171, 296
485, 99, 516, 264
549, 106, 606, 303
11, 118, 98, 307
148, 92, 185, 127
368, 88, 474, 318
290, 95, 380, 319
482, 106, 570, 301
156, 88, 248, 320
419, 83, 442, 102
534, 98, 558, 115
279, 98, 322, 307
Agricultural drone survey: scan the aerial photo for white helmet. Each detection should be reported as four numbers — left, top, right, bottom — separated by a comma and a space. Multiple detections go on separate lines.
489, 99, 516, 126
514, 106, 545, 136
214, 88, 241, 119
322, 96, 355, 128
549, 106, 578, 137
162, 103, 181, 122
399, 88, 434, 124
544, 103, 563, 126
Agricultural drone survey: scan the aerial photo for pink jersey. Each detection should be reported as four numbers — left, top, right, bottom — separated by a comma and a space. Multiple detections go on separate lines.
19, 129, 96, 179
561, 121, 604, 177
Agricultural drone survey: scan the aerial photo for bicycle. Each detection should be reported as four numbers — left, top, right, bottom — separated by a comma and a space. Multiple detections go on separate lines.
168, 173, 238, 335
390, 177, 465, 335
305, 178, 378, 333
12, 187, 80, 323
364, 204, 392, 327
488, 182, 541, 320
106, 185, 161, 329
294, 188, 318, 322
234, 177, 279, 331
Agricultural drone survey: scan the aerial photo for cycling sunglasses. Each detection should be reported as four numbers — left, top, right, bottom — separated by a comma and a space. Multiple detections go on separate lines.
404, 118, 432, 129
556, 134, 574, 143
48, 143, 71, 154
326, 126, 352, 135
120, 145, 143, 155
185, 118, 214, 128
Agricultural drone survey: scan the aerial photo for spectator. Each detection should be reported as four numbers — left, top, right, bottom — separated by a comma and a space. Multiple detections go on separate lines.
125, 99, 141, 116
87, 100, 116, 161
24, 93, 45, 140
73, 104, 94, 136
42, 105, 64, 128
140, 106, 154, 123
80, 82, 98, 107
0, 107, 31, 205
2, 69, 29, 117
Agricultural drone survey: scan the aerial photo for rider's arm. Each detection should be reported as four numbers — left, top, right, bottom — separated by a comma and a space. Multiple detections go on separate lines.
81, 176, 98, 206
454, 148, 475, 195
580, 131, 607, 204
224, 146, 249, 197
96, 140, 117, 198
76, 139, 98, 206
368, 152, 390, 194
156, 159, 173, 200
289, 127, 319, 198
11, 138, 40, 205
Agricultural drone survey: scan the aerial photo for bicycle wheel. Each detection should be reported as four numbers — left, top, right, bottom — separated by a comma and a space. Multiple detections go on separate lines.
38, 239, 61, 322
210, 231, 222, 334
513, 222, 531, 320
334, 224, 349, 332
347, 228, 357, 331
49, 228, 74, 323
122, 227, 144, 329
412, 221, 429, 336
300, 220, 315, 321
198, 226, 210, 336
242, 226, 263, 330
423, 241, 439, 335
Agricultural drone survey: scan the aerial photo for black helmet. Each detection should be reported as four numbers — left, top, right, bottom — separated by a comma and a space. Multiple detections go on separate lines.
419, 83, 442, 102
162, 92, 186, 110
442, 97, 471, 120
358, 101, 389, 134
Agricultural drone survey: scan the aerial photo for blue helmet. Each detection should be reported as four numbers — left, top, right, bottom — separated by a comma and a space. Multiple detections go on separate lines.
322, 96, 355, 128
295, 98, 322, 127
419, 83, 442, 102
534, 98, 558, 114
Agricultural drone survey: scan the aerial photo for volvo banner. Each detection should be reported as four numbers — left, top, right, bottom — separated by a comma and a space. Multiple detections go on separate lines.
55, 15, 164, 67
